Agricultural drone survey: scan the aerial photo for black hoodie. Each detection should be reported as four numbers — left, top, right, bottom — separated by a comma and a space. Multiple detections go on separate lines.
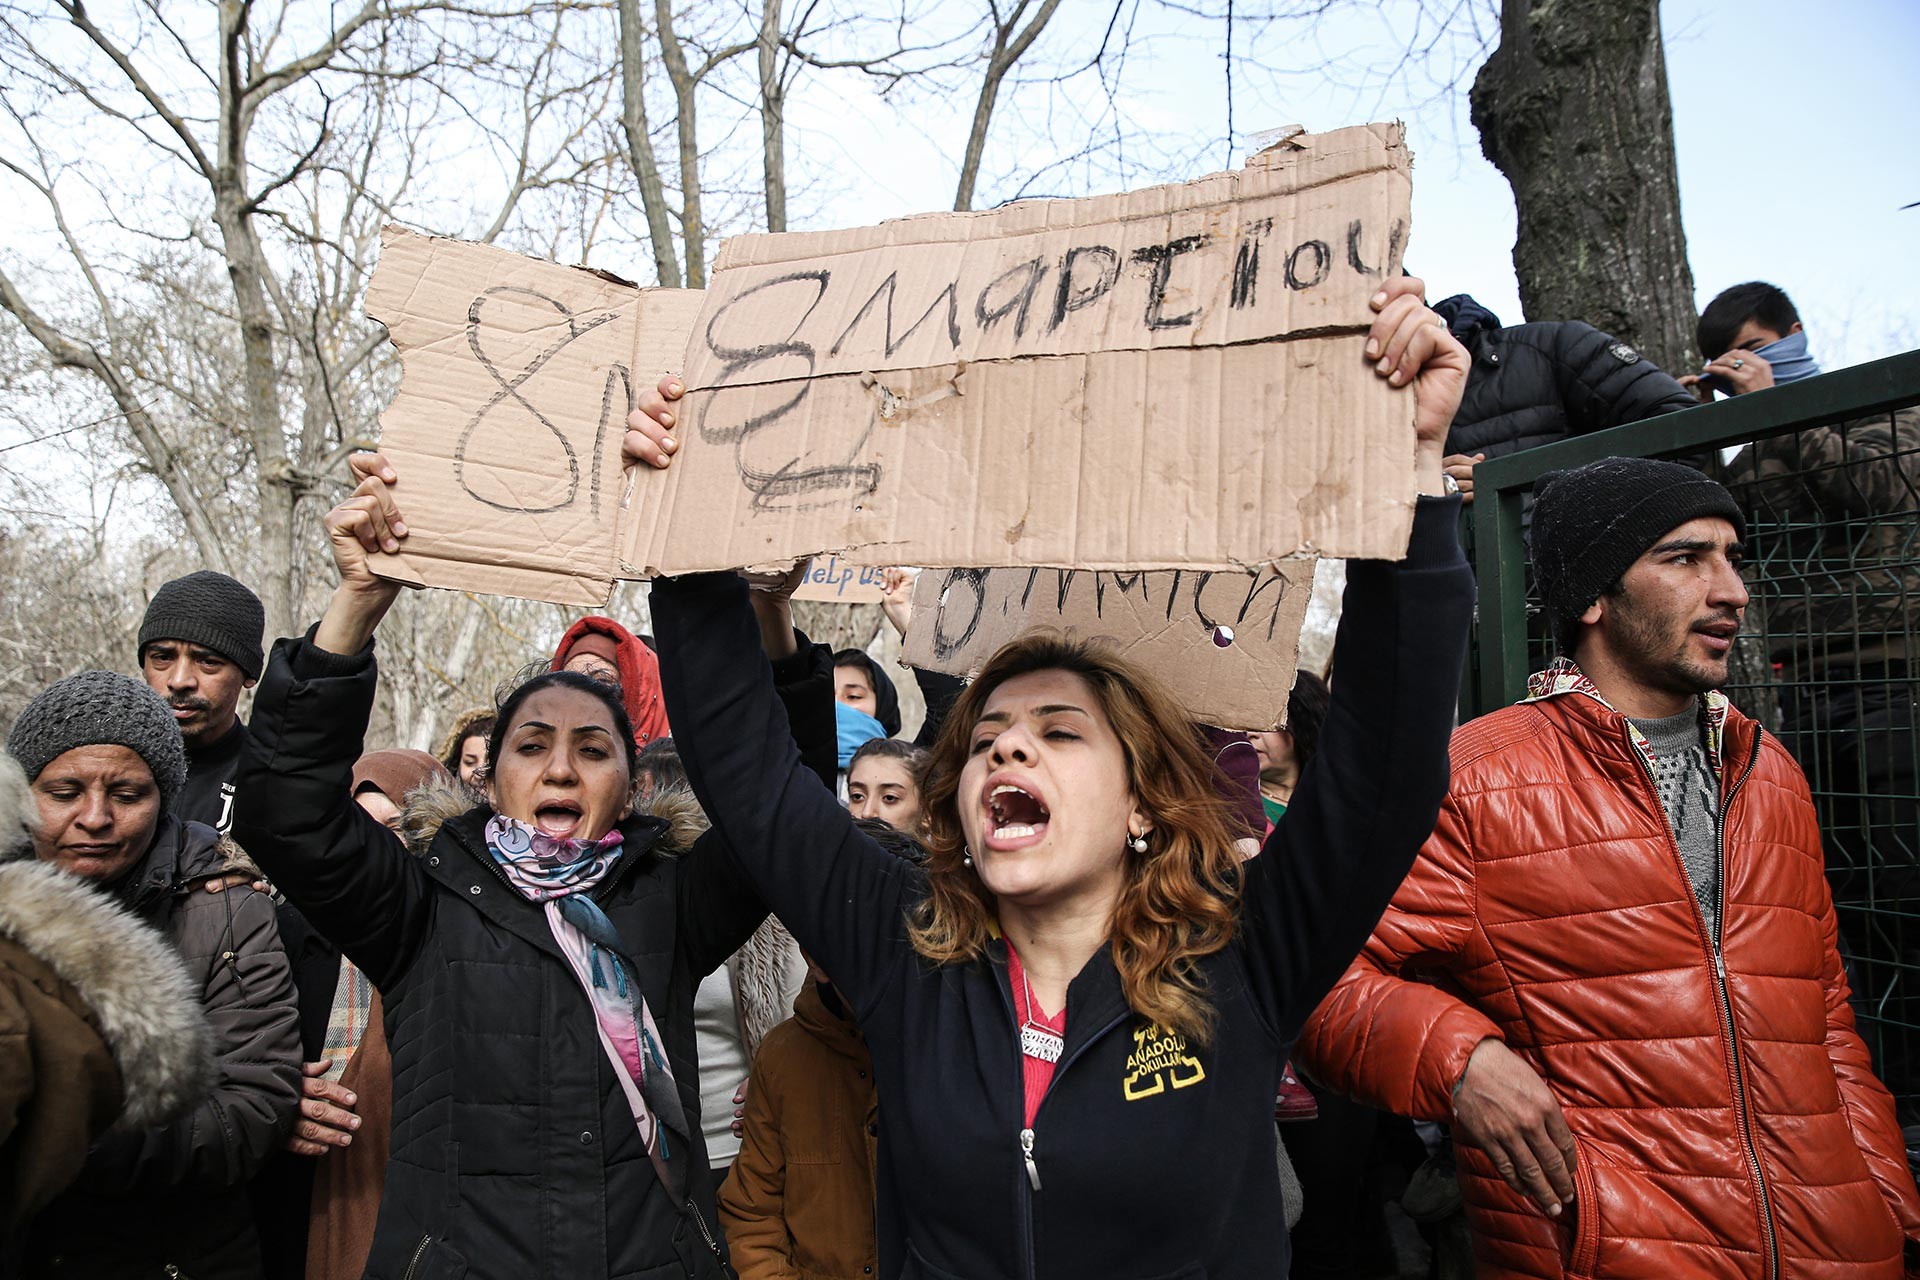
654, 495, 1474, 1280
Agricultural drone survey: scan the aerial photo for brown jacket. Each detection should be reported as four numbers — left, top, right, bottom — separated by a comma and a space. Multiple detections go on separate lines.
0, 855, 212, 1252
721, 978, 877, 1280
1299, 670, 1920, 1278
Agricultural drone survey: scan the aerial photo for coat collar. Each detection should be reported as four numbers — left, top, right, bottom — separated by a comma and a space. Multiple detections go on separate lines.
793, 977, 867, 1060
986, 933, 1133, 1062
1524, 657, 1730, 775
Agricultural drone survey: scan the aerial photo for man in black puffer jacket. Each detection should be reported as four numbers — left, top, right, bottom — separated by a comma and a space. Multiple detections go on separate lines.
1433, 293, 1700, 504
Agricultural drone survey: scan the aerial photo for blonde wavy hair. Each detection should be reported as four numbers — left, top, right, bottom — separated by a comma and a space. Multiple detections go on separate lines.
907, 632, 1243, 1044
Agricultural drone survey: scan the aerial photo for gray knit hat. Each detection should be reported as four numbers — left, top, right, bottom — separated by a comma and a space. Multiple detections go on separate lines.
6, 671, 188, 813
1529, 457, 1747, 651
138, 570, 265, 680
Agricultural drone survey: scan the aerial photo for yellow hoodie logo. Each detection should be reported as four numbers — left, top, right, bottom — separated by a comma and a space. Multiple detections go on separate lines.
1123, 1023, 1206, 1100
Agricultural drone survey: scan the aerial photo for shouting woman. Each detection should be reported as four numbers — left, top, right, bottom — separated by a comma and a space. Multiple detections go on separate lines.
232, 475, 835, 1279
623, 278, 1476, 1278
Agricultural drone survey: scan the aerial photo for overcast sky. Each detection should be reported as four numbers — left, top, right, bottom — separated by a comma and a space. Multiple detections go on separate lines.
787, 0, 1919, 369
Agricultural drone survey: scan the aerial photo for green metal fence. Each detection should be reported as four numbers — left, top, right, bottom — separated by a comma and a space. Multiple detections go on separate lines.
1465, 348, 1920, 1119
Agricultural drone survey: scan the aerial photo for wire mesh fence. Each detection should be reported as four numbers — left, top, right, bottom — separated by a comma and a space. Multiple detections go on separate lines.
1465, 352, 1920, 1120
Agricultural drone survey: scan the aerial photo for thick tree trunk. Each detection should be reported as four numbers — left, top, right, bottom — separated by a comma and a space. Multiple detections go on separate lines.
1469, 0, 1699, 377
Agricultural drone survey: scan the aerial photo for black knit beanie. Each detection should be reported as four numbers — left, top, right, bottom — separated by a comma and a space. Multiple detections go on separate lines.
7, 671, 188, 814
1529, 457, 1747, 651
138, 570, 265, 680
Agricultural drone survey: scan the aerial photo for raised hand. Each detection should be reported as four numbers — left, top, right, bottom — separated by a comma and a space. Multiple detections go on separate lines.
1702, 347, 1775, 397
315, 450, 407, 654
881, 568, 917, 639
623, 373, 683, 470
1365, 277, 1469, 495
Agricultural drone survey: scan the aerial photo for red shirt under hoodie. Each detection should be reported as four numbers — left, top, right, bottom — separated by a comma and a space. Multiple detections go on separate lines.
1004, 942, 1065, 1127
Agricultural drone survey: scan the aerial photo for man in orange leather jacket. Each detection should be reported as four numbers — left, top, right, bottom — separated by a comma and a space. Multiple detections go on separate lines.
1300, 457, 1920, 1278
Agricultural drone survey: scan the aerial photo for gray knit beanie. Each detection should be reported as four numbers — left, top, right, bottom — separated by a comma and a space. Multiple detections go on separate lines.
138, 570, 265, 680
6, 671, 188, 813
1529, 457, 1747, 651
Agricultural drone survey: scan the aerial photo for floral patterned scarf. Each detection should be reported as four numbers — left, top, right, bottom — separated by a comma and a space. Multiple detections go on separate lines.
482, 814, 691, 1199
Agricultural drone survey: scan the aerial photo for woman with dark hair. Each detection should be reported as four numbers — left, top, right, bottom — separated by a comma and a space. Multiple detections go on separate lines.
232, 473, 836, 1280
433, 707, 494, 790
847, 737, 931, 836
629, 279, 1477, 1277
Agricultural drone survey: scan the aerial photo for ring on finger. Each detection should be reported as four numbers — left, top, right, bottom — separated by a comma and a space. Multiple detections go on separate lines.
1732, 358, 1744, 369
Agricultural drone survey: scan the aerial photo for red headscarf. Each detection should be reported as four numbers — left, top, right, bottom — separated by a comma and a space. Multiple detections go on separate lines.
549, 615, 671, 748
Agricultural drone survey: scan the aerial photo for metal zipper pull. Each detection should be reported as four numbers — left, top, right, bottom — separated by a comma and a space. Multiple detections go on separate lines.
1020, 1127, 1041, 1190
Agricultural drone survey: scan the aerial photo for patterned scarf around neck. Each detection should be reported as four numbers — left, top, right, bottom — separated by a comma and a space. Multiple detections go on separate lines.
482, 813, 690, 1199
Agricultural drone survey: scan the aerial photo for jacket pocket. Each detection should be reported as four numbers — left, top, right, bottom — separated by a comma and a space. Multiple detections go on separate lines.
400, 1234, 469, 1280
1561, 1139, 1600, 1279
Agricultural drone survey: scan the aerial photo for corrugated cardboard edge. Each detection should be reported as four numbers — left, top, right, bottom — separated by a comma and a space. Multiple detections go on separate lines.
709, 123, 1406, 271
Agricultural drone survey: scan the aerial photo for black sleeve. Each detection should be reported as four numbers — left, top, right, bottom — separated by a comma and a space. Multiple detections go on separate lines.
910, 667, 967, 749
1239, 494, 1476, 1044
676, 638, 837, 979
233, 631, 436, 991
779, 631, 841, 790
654, 574, 915, 1016
1554, 322, 1701, 429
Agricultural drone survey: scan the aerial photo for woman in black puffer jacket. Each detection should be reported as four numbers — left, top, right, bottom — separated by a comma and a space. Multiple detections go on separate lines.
233, 460, 835, 1280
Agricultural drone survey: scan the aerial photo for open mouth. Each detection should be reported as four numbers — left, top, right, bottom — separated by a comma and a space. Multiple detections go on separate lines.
1693, 619, 1739, 652
986, 782, 1051, 844
534, 799, 584, 838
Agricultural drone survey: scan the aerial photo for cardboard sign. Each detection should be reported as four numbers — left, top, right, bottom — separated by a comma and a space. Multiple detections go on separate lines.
791, 555, 889, 604
900, 562, 1313, 731
363, 228, 703, 605
363, 124, 1414, 606
621, 121, 1414, 578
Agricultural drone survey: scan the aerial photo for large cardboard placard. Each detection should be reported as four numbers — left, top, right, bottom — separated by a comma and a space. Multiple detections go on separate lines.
901, 562, 1313, 731
621, 121, 1414, 577
362, 124, 1414, 606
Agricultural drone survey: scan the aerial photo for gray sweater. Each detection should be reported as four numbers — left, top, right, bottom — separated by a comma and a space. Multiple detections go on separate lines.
1629, 706, 1722, 937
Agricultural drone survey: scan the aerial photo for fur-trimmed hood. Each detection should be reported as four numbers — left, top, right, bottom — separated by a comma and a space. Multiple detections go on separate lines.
0, 750, 214, 1134
0, 751, 215, 1130
396, 777, 712, 859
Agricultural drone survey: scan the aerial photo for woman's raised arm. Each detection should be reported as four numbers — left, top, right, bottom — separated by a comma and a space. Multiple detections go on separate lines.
652, 570, 915, 1015
233, 452, 434, 988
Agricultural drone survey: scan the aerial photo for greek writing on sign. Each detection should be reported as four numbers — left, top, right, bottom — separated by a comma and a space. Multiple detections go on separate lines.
624, 121, 1416, 578
362, 124, 1416, 607
900, 561, 1312, 732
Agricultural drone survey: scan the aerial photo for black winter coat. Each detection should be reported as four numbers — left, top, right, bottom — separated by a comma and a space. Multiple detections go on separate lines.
25, 818, 302, 1280
233, 628, 836, 1280
1434, 294, 1698, 463
652, 496, 1475, 1280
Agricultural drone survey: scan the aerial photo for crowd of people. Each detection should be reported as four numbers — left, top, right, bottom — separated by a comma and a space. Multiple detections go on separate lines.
0, 273, 1914, 1280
